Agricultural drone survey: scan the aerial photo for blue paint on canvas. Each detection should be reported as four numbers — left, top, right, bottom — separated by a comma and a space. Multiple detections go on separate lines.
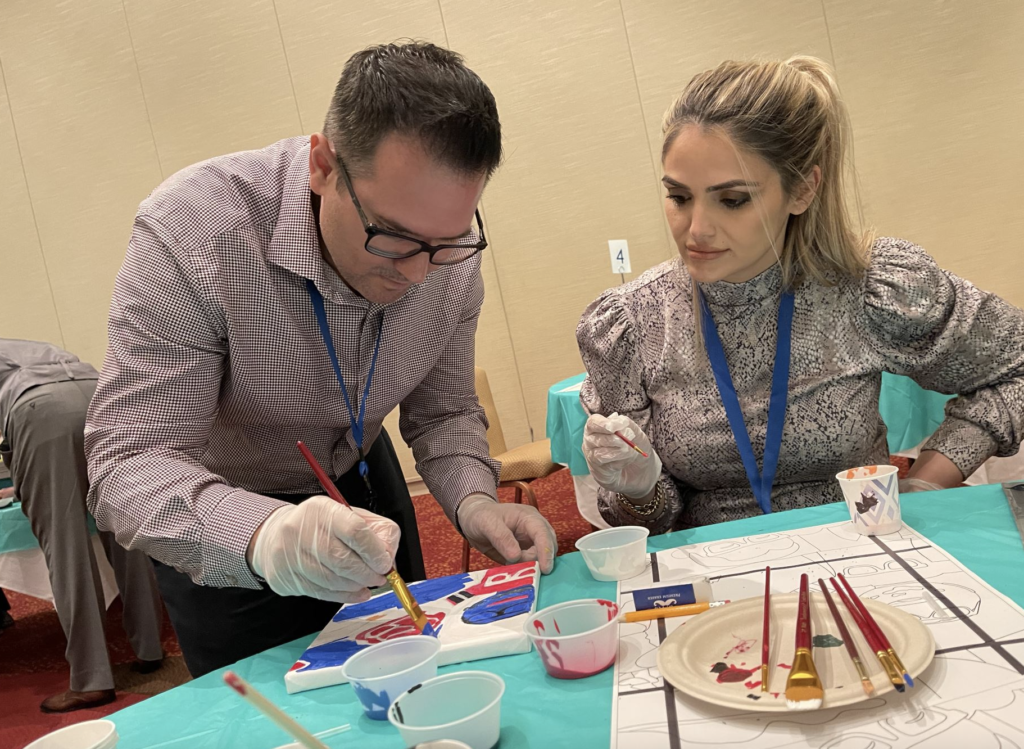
295, 637, 368, 671
333, 573, 473, 622
352, 681, 394, 720
462, 585, 536, 625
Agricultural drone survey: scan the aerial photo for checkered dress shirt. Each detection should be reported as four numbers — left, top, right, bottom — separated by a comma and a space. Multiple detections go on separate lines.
85, 137, 500, 589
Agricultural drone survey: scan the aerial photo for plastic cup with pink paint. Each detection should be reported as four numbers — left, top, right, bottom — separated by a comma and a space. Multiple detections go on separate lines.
835, 464, 902, 536
23, 720, 118, 749
523, 598, 620, 679
387, 671, 505, 749
574, 526, 650, 581
341, 635, 441, 721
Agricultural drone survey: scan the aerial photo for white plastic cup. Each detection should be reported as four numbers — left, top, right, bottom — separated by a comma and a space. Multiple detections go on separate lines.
388, 671, 505, 749
575, 526, 649, 581
24, 720, 118, 749
836, 464, 903, 535
414, 742, 472, 748
341, 635, 441, 721
523, 598, 619, 679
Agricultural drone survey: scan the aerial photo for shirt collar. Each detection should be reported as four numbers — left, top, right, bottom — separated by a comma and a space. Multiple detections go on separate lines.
266, 141, 370, 308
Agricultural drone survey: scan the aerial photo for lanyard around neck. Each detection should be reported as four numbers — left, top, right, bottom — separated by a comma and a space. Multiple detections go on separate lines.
699, 288, 795, 515
305, 278, 384, 499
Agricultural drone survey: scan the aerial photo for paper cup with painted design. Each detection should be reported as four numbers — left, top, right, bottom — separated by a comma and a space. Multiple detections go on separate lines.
836, 464, 902, 536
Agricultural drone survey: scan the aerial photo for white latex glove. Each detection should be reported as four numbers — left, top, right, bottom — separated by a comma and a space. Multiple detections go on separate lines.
249, 495, 400, 603
899, 477, 944, 493
457, 495, 557, 574
583, 412, 663, 498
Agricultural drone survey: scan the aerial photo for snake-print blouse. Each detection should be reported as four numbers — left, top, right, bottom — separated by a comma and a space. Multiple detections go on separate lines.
576, 237, 1024, 532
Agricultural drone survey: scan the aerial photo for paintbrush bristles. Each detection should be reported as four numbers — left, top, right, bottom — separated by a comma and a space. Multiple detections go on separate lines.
785, 648, 823, 710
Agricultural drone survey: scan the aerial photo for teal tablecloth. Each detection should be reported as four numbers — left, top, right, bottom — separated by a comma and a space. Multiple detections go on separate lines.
547, 371, 953, 476
105, 483, 1023, 749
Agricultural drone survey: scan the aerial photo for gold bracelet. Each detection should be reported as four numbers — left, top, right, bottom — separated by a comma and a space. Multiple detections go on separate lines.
617, 481, 665, 517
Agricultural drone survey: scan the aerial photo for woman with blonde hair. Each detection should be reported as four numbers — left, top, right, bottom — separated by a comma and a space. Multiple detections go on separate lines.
576, 56, 1024, 531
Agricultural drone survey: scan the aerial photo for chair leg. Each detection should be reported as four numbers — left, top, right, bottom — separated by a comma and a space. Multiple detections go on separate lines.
502, 480, 538, 509
461, 538, 471, 573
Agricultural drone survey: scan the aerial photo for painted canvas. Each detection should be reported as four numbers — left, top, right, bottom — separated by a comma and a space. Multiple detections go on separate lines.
285, 561, 540, 694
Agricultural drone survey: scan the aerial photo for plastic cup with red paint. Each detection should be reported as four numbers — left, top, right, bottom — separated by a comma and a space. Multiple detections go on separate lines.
523, 598, 620, 679
341, 635, 441, 721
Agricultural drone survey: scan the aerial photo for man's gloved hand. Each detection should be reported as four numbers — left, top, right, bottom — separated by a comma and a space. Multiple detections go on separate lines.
457, 495, 557, 574
248, 495, 400, 602
582, 412, 662, 498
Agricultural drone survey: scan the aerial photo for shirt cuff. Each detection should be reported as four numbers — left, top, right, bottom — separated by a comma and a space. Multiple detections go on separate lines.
430, 462, 499, 527
200, 488, 287, 589
922, 417, 999, 480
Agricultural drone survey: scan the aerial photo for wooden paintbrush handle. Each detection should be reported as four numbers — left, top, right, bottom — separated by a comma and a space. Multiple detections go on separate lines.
837, 574, 891, 649
795, 573, 811, 651
297, 441, 351, 508
818, 578, 860, 662
831, 578, 882, 653
762, 567, 771, 664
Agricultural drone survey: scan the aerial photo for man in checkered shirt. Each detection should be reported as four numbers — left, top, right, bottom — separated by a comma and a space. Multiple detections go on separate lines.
85, 42, 556, 677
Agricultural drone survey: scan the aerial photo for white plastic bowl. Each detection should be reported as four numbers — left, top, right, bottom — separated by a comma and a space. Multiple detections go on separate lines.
24, 720, 118, 749
341, 635, 441, 721
575, 525, 649, 581
388, 671, 504, 749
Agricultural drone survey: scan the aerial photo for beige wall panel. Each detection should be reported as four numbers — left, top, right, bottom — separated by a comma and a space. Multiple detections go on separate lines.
474, 242, 532, 449
123, 0, 302, 176
622, 0, 834, 249
0, 0, 162, 367
274, 0, 448, 133
825, 1, 1024, 306
441, 0, 670, 433
0, 66, 62, 346
622, 0, 832, 166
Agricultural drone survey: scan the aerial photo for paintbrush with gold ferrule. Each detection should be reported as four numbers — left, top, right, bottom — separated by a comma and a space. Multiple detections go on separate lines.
785, 573, 823, 710
296, 441, 434, 636
818, 578, 874, 697
830, 578, 904, 693
837, 573, 915, 688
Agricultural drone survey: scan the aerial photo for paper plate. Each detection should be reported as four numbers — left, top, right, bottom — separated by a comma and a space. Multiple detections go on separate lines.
657, 592, 934, 711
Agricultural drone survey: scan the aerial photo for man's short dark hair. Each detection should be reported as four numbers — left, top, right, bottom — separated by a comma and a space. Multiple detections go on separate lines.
324, 41, 502, 179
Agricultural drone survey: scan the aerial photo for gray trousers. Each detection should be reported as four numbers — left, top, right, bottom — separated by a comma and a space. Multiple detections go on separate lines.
1, 380, 163, 691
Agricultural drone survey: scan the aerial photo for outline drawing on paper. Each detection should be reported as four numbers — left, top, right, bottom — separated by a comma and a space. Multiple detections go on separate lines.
611, 523, 1024, 749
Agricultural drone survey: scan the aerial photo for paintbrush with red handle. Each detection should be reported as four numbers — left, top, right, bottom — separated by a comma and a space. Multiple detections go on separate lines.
817, 578, 873, 696
761, 566, 771, 693
830, 578, 904, 692
785, 573, 823, 710
836, 573, 914, 688
296, 441, 433, 636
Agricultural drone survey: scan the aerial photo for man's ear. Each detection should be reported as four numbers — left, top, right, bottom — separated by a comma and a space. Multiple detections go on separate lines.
789, 164, 822, 216
309, 133, 337, 196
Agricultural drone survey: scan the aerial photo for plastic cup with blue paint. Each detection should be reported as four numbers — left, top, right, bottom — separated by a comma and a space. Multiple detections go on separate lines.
388, 671, 505, 749
341, 635, 441, 721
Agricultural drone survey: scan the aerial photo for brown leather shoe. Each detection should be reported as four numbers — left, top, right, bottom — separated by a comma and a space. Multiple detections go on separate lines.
40, 688, 116, 713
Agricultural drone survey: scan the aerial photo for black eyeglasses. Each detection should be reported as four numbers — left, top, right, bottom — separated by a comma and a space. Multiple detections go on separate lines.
336, 156, 488, 266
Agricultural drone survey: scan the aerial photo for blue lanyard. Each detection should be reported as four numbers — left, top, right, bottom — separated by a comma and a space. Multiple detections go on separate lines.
306, 278, 385, 500
699, 288, 794, 515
